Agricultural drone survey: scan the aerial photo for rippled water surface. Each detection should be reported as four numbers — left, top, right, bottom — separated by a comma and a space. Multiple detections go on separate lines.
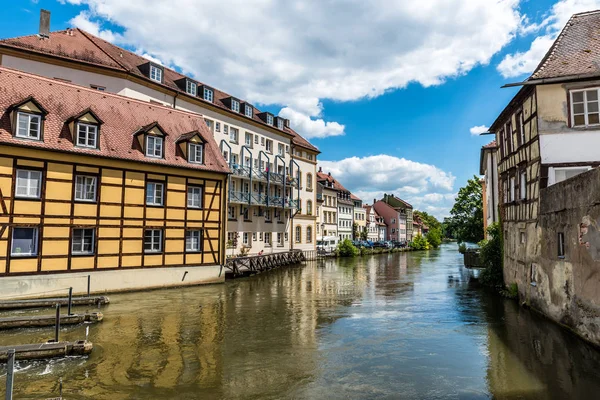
2, 244, 600, 399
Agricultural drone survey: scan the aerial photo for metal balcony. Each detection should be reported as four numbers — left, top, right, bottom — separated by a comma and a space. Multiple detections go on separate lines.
229, 191, 250, 204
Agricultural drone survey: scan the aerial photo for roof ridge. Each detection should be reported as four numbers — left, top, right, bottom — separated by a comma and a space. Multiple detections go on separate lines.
76, 28, 130, 73
0, 65, 208, 119
572, 9, 600, 17
0, 29, 66, 42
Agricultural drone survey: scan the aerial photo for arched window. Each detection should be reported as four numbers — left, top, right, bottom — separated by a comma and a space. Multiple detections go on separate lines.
295, 226, 301, 243
307, 200, 313, 215
307, 226, 312, 243
307, 173, 313, 190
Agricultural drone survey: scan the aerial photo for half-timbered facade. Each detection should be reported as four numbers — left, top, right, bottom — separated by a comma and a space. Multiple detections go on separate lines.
0, 67, 229, 297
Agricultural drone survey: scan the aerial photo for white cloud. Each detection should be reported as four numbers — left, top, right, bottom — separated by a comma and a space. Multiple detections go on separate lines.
62, 0, 525, 139
498, 0, 600, 78
70, 12, 120, 43
319, 155, 456, 219
279, 107, 345, 139
469, 125, 490, 136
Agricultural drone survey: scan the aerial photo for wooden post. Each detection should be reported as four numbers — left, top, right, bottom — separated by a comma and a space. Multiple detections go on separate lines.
5, 349, 15, 400
67, 288, 72, 316
87, 275, 91, 297
54, 304, 60, 342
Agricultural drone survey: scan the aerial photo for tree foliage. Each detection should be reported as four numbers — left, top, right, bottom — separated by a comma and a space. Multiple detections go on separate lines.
337, 239, 359, 257
448, 176, 484, 243
414, 210, 441, 232
426, 228, 442, 248
479, 223, 504, 288
409, 234, 430, 250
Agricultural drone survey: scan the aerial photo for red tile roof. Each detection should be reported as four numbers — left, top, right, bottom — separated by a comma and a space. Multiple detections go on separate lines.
0, 66, 230, 174
316, 171, 349, 193
0, 28, 319, 153
483, 140, 497, 149
350, 193, 362, 201
531, 10, 600, 81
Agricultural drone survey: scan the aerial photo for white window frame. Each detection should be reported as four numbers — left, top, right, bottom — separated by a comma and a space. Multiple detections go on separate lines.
144, 229, 163, 253
76, 122, 98, 148
146, 135, 163, 158
215, 122, 221, 132
74, 175, 97, 202
245, 104, 253, 118
229, 127, 239, 143
72, 228, 95, 255
266, 114, 273, 126
548, 166, 592, 186
11, 227, 38, 257
203, 87, 214, 102
188, 143, 203, 164
570, 88, 600, 127
277, 119, 284, 130
149, 65, 162, 82
266, 140, 272, 153
231, 99, 240, 113
185, 230, 202, 252
15, 169, 42, 199
520, 171, 527, 200
186, 80, 197, 96
146, 182, 164, 206
187, 186, 203, 208
16, 112, 41, 140
245, 132, 253, 146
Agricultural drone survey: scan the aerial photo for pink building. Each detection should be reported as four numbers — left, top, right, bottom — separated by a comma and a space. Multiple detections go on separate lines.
373, 200, 407, 242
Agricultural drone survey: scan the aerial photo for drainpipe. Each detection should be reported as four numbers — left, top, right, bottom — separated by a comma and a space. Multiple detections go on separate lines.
172, 92, 179, 109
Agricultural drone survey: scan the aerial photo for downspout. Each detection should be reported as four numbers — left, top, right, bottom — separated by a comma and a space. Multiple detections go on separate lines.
172, 91, 179, 109
289, 158, 302, 250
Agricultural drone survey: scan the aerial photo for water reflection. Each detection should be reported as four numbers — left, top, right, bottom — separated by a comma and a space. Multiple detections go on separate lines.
0, 245, 599, 399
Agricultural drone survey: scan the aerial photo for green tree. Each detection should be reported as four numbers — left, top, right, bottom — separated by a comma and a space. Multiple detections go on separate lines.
414, 210, 441, 231
352, 223, 359, 240
337, 239, 359, 257
409, 234, 430, 250
448, 176, 484, 243
479, 223, 504, 288
360, 227, 368, 241
426, 228, 442, 248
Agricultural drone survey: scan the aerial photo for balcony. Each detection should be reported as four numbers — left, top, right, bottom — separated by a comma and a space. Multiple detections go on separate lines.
229, 191, 250, 204
228, 191, 298, 209
250, 193, 269, 206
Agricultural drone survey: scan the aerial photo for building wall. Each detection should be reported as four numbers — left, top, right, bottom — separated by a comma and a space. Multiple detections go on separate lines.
354, 204, 366, 239
337, 200, 353, 240
319, 187, 338, 238
373, 201, 399, 241
527, 167, 600, 346
483, 149, 499, 236
0, 145, 226, 286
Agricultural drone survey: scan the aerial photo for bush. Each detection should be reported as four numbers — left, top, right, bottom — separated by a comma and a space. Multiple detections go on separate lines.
410, 234, 430, 250
426, 228, 442, 249
479, 223, 504, 288
458, 243, 467, 254
337, 239, 359, 257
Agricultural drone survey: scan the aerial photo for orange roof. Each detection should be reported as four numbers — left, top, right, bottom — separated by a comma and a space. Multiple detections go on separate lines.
0, 66, 229, 174
316, 171, 350, 193
0, 28, 319, 153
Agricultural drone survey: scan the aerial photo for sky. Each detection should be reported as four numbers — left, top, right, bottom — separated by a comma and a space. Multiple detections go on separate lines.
3, 0, 600, 219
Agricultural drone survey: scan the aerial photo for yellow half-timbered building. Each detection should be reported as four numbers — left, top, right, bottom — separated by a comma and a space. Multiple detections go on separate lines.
0, 67, 229, 297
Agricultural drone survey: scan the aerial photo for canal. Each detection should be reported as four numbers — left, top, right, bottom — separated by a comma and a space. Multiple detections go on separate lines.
2, 243, 600, 399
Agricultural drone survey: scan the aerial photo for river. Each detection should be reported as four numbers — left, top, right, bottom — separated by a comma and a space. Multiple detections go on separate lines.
2, 243, 600, 399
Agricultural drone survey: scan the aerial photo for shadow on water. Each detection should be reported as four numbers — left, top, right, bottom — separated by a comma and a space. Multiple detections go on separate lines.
2, 244, 600, 399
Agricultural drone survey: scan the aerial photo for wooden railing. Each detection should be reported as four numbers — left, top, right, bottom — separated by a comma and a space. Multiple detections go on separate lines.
223, 250, 306, 278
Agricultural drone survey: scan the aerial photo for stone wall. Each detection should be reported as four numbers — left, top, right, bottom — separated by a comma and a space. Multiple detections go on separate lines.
528, 167, 600, 345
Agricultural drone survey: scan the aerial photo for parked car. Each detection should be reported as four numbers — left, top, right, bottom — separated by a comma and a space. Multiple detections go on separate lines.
372, 241, 387, 248
392, 241, 407, 248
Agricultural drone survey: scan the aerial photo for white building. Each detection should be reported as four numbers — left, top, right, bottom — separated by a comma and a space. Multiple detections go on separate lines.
0, 22, 319, 255
480, 141, 499, 238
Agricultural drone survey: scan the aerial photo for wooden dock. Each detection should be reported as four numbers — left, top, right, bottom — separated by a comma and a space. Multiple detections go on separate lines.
0, 296, 109, 310
0, 341, 93, 362
224, 250, 306, 278
0, 312, 103, 330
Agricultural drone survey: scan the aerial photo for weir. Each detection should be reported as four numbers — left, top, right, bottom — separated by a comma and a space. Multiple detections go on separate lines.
223, 249, 306, 278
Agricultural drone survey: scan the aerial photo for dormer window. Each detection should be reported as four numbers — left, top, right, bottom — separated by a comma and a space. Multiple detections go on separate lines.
146, 136, 163, 158
150, 64, 162, 82
277, 118, 284, 130
77, 123, 98, 148
231, 99, 240, 113
186, 80, 197, 96
245, 104, 253, 118
189, 142, 203, 164
267, 114, 274, 126
16, 112, 41, 140
203, 87, 213, 102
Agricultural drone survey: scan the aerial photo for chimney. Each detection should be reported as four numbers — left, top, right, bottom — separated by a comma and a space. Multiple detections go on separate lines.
39, 9, 51, 38
328, 172, 331, 176
373, 198, 376, 204
318, 167, 322, 173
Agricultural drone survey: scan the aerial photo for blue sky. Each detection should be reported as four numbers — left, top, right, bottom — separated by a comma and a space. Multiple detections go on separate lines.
2, 0, 595, 218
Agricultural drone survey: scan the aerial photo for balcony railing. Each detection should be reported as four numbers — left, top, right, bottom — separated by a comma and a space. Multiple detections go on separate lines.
228, 191, 298, 209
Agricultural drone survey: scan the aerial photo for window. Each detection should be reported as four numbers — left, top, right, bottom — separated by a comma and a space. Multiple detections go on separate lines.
90, 84, 105, 91
266, 114, 274, 126
75, 175, 97, 202
228, 206, 236, 220
307, 173, 312, 190
254, 135, 259, 145
265, 209, 272, 222
203, 87, 214, 102
16, 112, 41, 140
149, 65, 162, 82
243, 232, 249, 245
231, 99, 240, 113
146, 182, 164, 206
520, 170, 527, 200
229, 127, 239, 143
15, 169, 42, 198
146, 136, 163, 158
245, 104, 253, 118
186, 230, 202, 252
11, 227, 38, 256
245, 132, 253, 146
144, 229, 163, 253
277, 232, 283, 246
266, 139, 273, 153
520, 231, 526, 244
76, 122, 98, 148
278, 143, 284, 156
307, 200, 312, 215
307, 226, 312, 243
295, 226, 301, 243
558, 232, 565, 258
186, 80, 197, 96
216, 122, 221, 132
510, 176, 515, 202
550, 166, 591, 185
253, 232, 257, 241
517, 111, 525, 146
72, 228, 94, 254
189, 143, 203, 164
187, 186, 203, 208
277, 119, 284, 129
571, 89, 600, 127
205, 119, 213, 130
264, 232, 272, 246
261, 137, 265, 146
